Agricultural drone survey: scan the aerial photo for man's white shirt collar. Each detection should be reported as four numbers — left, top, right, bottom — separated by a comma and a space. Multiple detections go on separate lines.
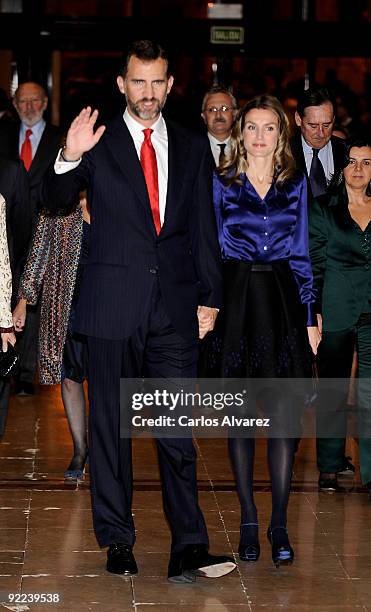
123, 108, 166, 140
301, 135, 334, 180
208, 133, 230, 147
20, 118, 45, 140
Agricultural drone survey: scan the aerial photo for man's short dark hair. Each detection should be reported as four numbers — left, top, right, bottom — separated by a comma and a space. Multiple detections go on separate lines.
296, 87, 335, 118
121, 40, 170, 78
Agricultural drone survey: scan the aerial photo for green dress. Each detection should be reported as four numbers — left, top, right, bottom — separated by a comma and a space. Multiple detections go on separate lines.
309, 185, 371, 484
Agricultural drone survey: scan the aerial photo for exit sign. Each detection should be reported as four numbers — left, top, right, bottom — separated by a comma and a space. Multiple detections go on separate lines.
210, 26, 245, 45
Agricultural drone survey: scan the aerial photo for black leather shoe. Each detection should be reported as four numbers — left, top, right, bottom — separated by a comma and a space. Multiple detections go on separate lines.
337, 456, 355, 476
167, 551, 195, 583
106, 543, 138, 575
318, 474, 341, 492
168, 544, 236, 583
15, 381, 35, 396
267, 526, 294, 568
365, 482, 371, 501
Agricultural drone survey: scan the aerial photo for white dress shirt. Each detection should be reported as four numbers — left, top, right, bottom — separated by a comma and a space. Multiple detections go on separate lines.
19, 118, 45, 160
301, 136, 334, 182
124, 109, 168, 224
207, 133, 231, 166
55, 109, 169, 225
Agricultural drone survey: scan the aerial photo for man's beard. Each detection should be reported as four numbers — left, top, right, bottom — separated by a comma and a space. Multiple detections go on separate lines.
126, 95, 166, 121
20, 110, 44, 127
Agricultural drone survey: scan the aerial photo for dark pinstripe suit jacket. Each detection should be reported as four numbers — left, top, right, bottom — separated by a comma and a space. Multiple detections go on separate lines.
0, 121, 63, 218
42, 114, 223, 341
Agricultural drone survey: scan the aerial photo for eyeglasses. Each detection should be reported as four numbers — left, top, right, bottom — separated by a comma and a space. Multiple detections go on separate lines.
16, 98, 44, 106
206, 105, 235, 113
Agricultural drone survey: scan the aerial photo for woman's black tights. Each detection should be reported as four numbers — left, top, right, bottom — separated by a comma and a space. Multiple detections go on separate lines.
61, 378, 87, 471
228, 437, 295, 528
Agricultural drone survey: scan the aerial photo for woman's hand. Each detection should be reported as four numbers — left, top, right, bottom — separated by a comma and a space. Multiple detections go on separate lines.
79, 193, 90, 224
12, 299, 27, 332
307, 326, 321, 356
1, 331, 16, 352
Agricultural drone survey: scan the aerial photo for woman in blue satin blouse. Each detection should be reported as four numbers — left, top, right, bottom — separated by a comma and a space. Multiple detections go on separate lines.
210, 95, 321, 567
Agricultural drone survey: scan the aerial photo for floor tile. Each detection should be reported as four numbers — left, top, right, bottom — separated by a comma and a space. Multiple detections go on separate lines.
21, 575, 134, 608
0, 388, 369, 610
132, 574, 248, 606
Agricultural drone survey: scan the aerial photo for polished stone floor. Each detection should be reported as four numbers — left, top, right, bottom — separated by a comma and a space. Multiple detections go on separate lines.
0, 384, 370, 611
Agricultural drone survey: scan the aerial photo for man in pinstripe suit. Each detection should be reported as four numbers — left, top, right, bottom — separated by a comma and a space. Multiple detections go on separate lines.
42, 40, 235, 583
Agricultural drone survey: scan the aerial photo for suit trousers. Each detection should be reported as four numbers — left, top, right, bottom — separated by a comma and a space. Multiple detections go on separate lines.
87, 278, 209, 552
316, 319, 371, 484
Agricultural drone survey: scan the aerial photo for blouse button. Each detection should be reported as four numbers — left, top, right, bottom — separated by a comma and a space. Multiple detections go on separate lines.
263, 246, 268, 251
263, 216, 267, 220
264, 232, 268, 236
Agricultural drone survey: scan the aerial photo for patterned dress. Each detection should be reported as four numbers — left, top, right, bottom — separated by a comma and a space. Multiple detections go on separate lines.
18, 207, 84, 383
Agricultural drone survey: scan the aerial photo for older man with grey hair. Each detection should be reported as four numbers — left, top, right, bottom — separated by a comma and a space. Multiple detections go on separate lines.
0, 81, 63, 396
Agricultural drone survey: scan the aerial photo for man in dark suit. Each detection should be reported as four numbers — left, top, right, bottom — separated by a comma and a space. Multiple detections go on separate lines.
291, 87, 346, 202
0, 81, 63, 396
42, 40, 235, 583
292, 87, 354, 480
0, 157, 32, 435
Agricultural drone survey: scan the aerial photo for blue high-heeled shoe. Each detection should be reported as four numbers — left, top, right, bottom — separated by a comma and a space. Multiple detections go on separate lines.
238, 522, 260, 562
267, 526, 294, 568
64, 450, 88, 482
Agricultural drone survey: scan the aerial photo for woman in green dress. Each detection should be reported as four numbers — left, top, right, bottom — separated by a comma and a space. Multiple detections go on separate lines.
309, 139, 371, 495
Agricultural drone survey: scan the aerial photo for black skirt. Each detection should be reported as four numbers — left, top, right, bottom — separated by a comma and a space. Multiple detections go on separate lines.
61, 308, 88, 384
200, 259, 312, 379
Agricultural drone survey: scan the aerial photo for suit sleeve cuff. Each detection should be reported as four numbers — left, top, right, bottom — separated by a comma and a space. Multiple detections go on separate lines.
54, 148, 82, 174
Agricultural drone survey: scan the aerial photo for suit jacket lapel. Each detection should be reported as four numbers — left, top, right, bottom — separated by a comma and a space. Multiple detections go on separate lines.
28, 125, 63, 187
162, 120, 189, 233
105, 115, 155, 227
29, 127, 52, 178
105, 116, 190, 237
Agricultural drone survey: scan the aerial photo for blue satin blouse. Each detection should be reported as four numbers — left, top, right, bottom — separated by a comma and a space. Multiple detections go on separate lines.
213, 171, 316, 326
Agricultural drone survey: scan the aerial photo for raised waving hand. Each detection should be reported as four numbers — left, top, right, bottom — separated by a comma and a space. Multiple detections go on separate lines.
63, 107, 106, 161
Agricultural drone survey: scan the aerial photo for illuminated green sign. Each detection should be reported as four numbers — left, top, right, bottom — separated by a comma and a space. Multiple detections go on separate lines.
210, 26, 245, 44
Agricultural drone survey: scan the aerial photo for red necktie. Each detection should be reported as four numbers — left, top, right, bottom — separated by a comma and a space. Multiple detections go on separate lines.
20, 128, 33, 171
140, 128, 161, 234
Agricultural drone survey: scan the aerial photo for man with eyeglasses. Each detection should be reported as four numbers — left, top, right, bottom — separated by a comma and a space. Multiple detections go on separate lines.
201, 86, 237, 166
0, 82, 63, 396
